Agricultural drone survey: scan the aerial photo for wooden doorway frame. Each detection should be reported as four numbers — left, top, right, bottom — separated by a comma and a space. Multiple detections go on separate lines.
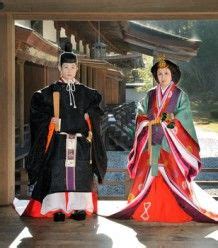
1, 1, 218, 204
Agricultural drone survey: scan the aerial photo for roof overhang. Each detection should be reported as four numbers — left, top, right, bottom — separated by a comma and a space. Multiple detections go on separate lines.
56, 21, 201, 61
15, 24, 59, 66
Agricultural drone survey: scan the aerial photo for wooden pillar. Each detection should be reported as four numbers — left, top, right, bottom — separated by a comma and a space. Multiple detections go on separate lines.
87, 44, 90, 58
76, 63, 81, 82
0, 14, 15, 205
79, 40, 84, 54
87, 66, 93, 88
82, 40, 87, 55
90, 44, 94, 59
75, 37, 80, 53
81, 64, 87, 85
65, 30, 71, 42
16, 58, 25, 147
93, 67, 97, 88
55, 25, 61, 46
44, 65, 48, 87
71, 34, 77, 51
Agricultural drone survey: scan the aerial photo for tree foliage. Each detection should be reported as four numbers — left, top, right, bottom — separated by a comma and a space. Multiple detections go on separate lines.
141, 20, 218, 101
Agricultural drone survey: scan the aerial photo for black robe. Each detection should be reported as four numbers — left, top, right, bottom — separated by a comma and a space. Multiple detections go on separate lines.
26, 81, 107, 202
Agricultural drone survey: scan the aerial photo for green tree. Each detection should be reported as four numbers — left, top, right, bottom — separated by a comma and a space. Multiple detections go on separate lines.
140, 20, 218, 99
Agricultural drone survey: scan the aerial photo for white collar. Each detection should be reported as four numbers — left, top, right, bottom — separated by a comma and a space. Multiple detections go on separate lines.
60, 77, 79, 84
161, 82, 171, 94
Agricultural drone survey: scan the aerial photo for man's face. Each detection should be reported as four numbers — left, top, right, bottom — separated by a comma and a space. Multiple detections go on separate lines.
61, 63, 78, 81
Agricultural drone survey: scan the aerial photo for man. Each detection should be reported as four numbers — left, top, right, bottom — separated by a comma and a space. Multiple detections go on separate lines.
24, 42, 107, 221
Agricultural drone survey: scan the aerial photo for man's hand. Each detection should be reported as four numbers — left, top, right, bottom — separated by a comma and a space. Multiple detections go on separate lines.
51, 117, 61, 131
51, 117, 59, 125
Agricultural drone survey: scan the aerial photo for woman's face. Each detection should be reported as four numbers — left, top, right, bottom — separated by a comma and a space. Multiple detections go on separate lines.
60, 63, 78, 81
157, 67, 172, 88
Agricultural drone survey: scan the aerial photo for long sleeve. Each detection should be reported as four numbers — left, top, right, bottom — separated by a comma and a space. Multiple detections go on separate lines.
174, 91, 198, 143
136, 93, 148, 115
26, 89, 53, 185
30, 90, 52, 145
85, 88, 104, 115
85, 88, 107, 183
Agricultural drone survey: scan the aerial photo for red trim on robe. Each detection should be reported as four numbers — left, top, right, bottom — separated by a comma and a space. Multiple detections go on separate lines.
22, 192, 98, 218
132, 173, 193, 223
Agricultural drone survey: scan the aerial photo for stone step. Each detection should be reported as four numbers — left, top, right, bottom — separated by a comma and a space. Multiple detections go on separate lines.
195, 180, 218, 186
201, 168, 218, 172
108, 135, 130, 150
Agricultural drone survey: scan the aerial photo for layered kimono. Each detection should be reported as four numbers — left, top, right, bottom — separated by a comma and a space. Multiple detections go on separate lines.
15, 80, 107, 218
108, 82, 218, 223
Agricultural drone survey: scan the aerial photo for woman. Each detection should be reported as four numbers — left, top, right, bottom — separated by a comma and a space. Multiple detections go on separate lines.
108, 56, 218, 223
17, 43, 107, 221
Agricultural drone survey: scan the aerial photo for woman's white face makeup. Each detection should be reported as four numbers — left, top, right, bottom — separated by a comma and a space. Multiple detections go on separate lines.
157, 67, 172, 88
60, 63, 78, 81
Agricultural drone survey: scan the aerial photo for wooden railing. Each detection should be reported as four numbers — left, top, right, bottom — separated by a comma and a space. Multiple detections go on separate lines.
102, 102, 136, 150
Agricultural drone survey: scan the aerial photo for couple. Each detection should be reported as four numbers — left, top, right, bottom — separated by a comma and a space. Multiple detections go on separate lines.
15, 45, 218, 223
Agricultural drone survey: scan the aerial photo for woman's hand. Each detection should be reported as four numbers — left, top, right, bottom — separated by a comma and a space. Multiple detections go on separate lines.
169, 113, 175, 120
161, 113, 175, 129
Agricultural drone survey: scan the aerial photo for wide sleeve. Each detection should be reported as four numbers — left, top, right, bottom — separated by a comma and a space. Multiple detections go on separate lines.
134, 92, 150, 128
26, 90, 53, 185
164, 90, 202, 181
85, 88, 104, 115
136, 93, 148, 115
85, 88, 107, 183
174, 91, 198, 143
30, 90, 52, 145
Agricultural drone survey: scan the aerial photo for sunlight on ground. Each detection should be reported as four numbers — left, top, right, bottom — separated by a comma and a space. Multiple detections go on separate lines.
98, 200, 127, 216
97, 216, 146, 248
13, 198, 29, 216
97, 201, 146, 247
195, 122, 218, 133
9, 227, 33, 248
205, 230, 218, 241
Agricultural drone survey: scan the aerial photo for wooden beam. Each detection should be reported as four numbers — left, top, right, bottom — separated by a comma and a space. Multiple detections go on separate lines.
9, 12, 218, 20
3, 0, 218, 12
2, 0, 217, 12
0, 1, 218, 20
0, 13, 15, 205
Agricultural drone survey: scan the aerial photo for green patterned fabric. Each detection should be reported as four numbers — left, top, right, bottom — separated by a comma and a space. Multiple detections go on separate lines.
151, 144, 161, 176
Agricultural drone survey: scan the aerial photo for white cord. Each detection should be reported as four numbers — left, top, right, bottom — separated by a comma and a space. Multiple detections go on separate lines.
66, 81, 77, 108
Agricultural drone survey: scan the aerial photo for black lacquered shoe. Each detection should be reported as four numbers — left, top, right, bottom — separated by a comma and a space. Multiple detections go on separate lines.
70, 210, 86, 221
53, 212, 65, 222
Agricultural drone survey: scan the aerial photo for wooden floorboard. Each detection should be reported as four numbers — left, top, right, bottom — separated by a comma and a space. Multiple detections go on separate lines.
0, 202, 217, 248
